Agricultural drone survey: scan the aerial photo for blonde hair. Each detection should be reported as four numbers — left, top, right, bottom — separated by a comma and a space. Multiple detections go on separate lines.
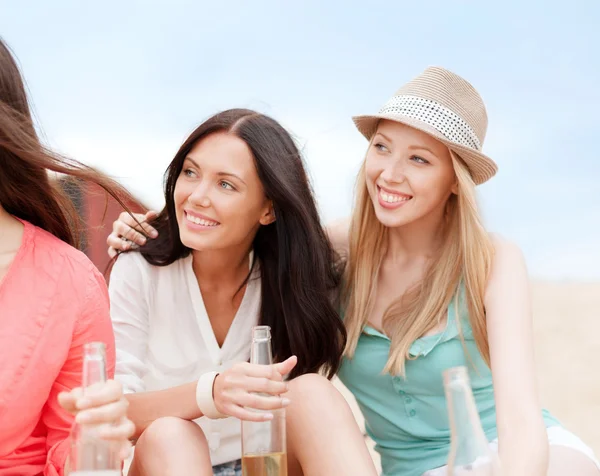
343, 151, 494, 376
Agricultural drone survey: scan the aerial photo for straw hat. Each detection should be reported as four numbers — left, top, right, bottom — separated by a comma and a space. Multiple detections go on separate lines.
353, 66, 497, 184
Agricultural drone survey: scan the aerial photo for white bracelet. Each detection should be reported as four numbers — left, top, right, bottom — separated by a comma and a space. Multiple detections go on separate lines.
196, 371, 227, 419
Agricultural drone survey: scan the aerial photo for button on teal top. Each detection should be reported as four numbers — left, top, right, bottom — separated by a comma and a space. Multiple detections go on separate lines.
338, 290, 559, 476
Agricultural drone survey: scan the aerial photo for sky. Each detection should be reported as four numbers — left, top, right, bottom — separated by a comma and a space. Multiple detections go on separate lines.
2, 1, 599, 280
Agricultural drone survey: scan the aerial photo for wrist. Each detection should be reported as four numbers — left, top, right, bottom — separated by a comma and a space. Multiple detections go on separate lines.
196, 371, 227, 419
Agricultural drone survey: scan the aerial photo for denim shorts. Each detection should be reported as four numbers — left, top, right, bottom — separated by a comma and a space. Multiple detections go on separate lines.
213, 458, 242, 476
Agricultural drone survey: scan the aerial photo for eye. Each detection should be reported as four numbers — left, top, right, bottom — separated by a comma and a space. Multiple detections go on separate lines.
411, 155, 430, 165
374, 143, 389, 152
183, 168, 197, 178
219, 180, 235, 191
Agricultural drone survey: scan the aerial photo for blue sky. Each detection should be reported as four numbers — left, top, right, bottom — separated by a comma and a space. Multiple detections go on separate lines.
2, 1, 599, 280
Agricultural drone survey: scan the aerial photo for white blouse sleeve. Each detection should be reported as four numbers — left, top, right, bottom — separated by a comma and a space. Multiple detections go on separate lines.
108, 252, 151, 394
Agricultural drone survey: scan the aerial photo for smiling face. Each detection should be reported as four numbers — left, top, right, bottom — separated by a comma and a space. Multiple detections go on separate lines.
173, 132, 275, 252
364, 120, 458, 230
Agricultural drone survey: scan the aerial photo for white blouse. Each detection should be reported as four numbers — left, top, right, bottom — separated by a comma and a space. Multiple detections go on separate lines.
108, 251, 261, 466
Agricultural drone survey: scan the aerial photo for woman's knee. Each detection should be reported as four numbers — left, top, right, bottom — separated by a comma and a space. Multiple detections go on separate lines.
287, 374, 350, 414
131, 417, 212, 475
288, 373, 337, 398
136, 416, 208, 453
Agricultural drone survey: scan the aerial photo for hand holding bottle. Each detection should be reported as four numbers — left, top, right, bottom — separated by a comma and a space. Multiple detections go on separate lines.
58, 380, 135, 460
213, 355, 297, 422
58, 342, 134, 473
240, 326, 289, 475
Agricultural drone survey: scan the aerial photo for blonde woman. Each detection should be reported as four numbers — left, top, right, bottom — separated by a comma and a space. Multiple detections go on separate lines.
333, 67, 600, 476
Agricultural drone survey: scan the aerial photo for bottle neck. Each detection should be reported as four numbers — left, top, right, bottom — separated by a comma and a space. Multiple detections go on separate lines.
250, 338, 273, 365
82, 342, 107, 388
250, 326, 273, 365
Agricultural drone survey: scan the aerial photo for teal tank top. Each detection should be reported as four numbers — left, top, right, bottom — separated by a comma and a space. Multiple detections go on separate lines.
337, 289, 559, 476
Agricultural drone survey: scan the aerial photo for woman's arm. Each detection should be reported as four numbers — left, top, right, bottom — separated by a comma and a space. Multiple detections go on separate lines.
45, 267, 133, 475
485, 236, 549, 475
106, 212, 350, 259
125, 382, 203, 439
108, 252, 187, 439
125, 357, 296, 439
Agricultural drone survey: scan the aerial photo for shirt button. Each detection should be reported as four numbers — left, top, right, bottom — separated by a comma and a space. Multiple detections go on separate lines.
405, 397, 412, 403
399, 390, 406, 395
410, 409, 417, 417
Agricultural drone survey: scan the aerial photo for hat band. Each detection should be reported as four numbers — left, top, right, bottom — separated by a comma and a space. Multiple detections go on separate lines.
378, 95, 481, 150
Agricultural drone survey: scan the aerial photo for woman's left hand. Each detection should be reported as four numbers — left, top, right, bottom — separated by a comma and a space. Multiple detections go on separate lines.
58, 379, 135, 460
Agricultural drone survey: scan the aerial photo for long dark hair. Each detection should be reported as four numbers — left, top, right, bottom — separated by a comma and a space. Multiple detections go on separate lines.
138, 109, 346, 379
0, 37, 132, 247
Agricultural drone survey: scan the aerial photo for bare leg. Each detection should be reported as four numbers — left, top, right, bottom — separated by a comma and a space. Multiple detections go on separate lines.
547, 445, 600, 476
127, 416, 213, 476
284, 374, 377, 476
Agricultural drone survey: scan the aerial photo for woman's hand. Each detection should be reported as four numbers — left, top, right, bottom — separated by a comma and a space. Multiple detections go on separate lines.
58, 379, 135, 460
106, 210, 158, 258
213, 356, 297, 422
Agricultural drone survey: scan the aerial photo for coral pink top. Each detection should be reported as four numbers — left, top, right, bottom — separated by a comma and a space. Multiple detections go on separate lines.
0, 220, 116, 475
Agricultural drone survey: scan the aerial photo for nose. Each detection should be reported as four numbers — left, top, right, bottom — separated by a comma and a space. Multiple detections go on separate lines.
380, 157, 407, 185
188, 181, 211, 208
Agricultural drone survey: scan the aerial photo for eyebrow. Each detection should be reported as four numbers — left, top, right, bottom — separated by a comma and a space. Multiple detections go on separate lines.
374, 132, 393, 143
407, 144, 437, 157
374, 133, 438, 158
184, 157, 247, 185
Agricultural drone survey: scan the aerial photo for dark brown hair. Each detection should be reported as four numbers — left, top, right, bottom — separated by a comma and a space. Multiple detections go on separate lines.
136, 109, 347, 379
0, 37, 132, 247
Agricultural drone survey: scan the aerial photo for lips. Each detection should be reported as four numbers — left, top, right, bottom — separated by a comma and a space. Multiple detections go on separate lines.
377, 186, 412, 209
184, 210, 220, 227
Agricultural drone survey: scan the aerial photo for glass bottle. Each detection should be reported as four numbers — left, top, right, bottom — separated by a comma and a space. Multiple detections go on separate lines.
444, 366, 501, 475
70, 342, 121, 475
241, 326, 287, 476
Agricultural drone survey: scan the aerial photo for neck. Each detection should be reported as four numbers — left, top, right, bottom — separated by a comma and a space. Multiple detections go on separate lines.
191, 243, 251, 287
0, 205, 24, 253
0, 205, 12, 226
386, 207, 446, 265
0, 205, 20, 231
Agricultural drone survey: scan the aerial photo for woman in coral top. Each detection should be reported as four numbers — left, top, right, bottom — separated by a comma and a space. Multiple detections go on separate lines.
0, 38, 134, 475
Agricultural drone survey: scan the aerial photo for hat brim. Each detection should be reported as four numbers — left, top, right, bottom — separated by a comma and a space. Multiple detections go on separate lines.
352, 114, 497, 185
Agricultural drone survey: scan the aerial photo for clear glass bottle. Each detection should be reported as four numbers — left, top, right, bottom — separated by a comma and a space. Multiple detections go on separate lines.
444, 366, 501, 476
241, 326, 287, 476
70, 342, 121, 476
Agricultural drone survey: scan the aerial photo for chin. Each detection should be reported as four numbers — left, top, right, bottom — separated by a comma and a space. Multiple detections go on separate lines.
372, 206, 414, 229
178, 230, 219, 251
181, 238, 217, 252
